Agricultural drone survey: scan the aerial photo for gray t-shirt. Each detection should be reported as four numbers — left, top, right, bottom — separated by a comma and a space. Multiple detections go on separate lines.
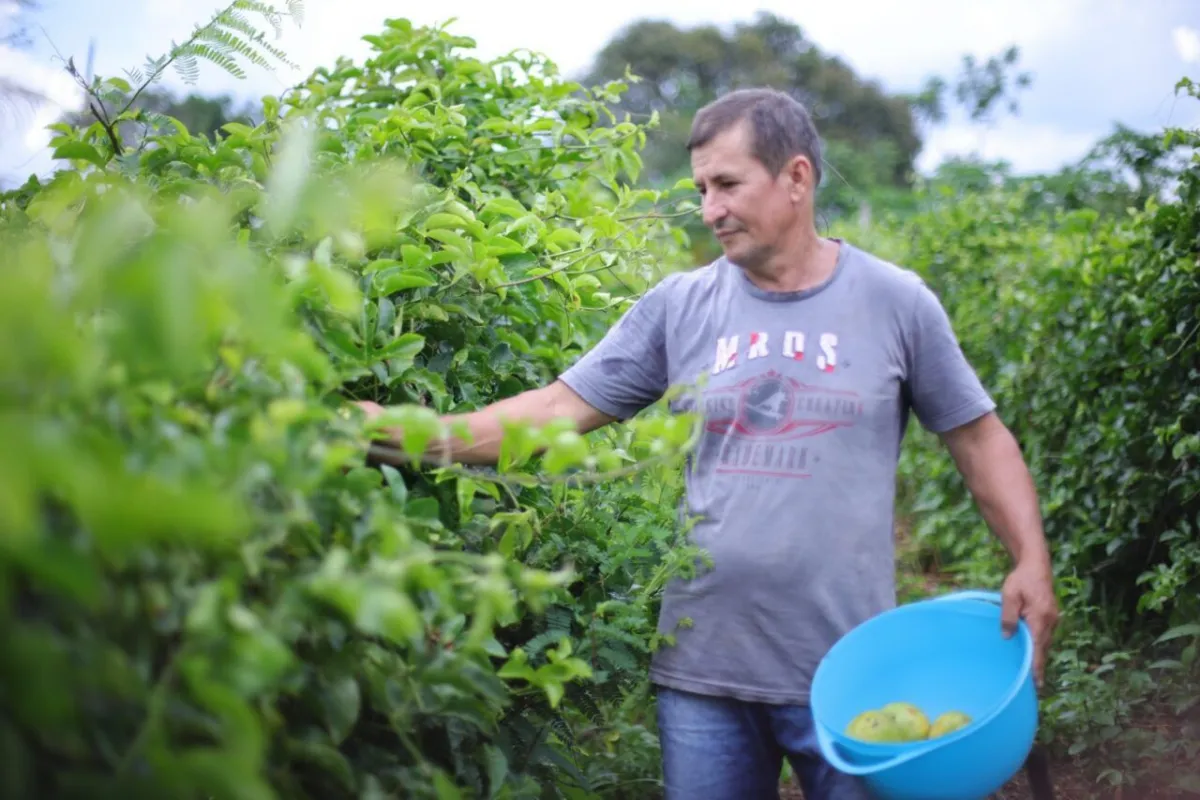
557, 239, 995, 705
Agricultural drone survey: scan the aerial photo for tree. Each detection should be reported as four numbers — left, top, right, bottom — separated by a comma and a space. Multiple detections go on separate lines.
580, 12, 922, 190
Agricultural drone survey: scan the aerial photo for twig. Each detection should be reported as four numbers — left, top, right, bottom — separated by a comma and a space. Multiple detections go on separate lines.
494, 250, 614, 289
41, 31, 124, 155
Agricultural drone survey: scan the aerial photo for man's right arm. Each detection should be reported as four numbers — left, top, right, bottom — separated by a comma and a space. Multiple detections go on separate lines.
359, 276, 674, 467
357, 380, 616, 466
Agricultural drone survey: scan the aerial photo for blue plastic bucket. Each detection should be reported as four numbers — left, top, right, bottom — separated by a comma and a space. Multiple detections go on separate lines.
810, 590, 1038, 800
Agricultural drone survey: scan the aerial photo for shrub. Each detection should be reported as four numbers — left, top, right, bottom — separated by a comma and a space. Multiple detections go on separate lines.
0, 11, 705, 799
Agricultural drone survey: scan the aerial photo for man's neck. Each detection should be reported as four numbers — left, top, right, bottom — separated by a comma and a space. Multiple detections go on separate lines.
741, 230, 839, 294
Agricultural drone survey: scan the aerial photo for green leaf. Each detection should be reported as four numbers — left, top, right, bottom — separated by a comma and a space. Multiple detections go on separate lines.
424, 212, 470, 230
543, 226, 581, 251
484, 235, 526, 256
356, 585, 422, 643
542, 430, 589, 474
481, 197, 527, 219
1155, 624, 1200, 644
374, 267, 438, 295
379, 464, 408, 506
51, 141, 107, 167
455, 476, 477, 524
485, 744, 509, 799
322, 675, 361, 744
378, 332, 425, 372
369, 403, 444, 464
433, 770, 464, 800
263, 117, 315, 236
285, 738, 357, 792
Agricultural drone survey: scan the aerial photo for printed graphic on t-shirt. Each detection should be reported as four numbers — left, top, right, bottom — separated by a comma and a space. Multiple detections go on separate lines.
697, 329, 864, 480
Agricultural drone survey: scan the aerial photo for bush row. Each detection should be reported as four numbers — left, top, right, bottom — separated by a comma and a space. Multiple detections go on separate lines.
0, 18, 702, 799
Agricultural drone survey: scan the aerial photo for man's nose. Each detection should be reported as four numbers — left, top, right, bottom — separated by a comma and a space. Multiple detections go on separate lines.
701, 195, 726, 228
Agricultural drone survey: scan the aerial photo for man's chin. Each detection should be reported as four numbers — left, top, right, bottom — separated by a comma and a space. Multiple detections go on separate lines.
719, 242, 756, 268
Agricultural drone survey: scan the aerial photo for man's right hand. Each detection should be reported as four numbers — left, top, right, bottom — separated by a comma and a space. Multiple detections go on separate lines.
349, 400, 405, 467
353, 400, 386, 421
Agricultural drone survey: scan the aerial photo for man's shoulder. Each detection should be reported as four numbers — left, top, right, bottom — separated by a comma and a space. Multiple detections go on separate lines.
841, 240, 927, 295
641, 257, 730, 305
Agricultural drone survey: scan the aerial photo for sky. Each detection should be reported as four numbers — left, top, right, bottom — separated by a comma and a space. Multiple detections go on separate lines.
1, 0, 1199, 189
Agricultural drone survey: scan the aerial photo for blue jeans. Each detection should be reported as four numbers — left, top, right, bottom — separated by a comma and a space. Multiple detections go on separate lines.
656, 685, 873, 800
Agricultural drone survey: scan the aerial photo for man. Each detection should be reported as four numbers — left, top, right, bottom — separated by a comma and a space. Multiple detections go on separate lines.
356, 88, 1059, 799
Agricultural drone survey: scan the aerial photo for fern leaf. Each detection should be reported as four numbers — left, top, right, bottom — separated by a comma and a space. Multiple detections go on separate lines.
172, 53, 202, 84
195, 27, 274, 72
598, 644, 638, 673
143, 110, 185, 136
545, 605, 574, 632
591, 624, 646, 651
284, 0, 304, 25
547, 715, 575, 748
523, 631, 566, 660
573, 687, 604, 726
210, 12, 294, 66
176, 43, 247, 80
230, 0, 284, 36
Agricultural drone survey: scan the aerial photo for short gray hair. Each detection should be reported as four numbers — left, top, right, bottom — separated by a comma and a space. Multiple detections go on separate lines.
687, 88, 823, 187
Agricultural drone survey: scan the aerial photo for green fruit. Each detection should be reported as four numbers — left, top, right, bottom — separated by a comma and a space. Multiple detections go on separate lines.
881, 701, 931, 741
929, 710, 972, 738
845, 710, 907, 742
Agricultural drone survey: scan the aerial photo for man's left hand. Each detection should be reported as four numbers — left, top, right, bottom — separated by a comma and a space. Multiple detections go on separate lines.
1000, 559, 1059, 689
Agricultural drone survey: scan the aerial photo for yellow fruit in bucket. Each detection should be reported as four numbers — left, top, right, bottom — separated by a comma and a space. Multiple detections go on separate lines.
845, 709, 907, 742
929, 710, 972, 738
881, 701, 931, 741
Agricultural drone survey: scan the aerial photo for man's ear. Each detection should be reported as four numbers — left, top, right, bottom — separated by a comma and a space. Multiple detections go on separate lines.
785, 154, 814, 201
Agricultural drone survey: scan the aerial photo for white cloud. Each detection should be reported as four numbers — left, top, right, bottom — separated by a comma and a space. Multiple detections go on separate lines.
762, 0, 1093, 88
1173, 25, 1200, 63
0, 44, 84, 180
917, 118, 1099, 174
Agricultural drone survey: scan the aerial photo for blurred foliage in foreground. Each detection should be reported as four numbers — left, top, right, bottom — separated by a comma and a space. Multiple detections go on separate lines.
0, 7, 705, 799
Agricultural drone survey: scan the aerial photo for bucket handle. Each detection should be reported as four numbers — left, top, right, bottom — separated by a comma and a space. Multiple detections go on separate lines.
814, 720, 945, 775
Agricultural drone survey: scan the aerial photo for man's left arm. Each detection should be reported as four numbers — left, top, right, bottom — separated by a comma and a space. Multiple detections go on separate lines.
939, 412, 1060, 687
902, 278, 1059, 687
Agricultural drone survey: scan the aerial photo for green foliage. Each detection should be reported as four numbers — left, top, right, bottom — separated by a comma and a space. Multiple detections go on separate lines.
842, 76, 1200, 791
1, 13, 705, 800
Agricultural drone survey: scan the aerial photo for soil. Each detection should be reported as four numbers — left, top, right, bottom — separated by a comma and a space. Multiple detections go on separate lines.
778, 752, 1194, 799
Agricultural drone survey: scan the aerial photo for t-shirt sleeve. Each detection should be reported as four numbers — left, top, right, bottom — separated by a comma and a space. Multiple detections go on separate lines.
557, 281, 670, 422
903, 279, 996, 433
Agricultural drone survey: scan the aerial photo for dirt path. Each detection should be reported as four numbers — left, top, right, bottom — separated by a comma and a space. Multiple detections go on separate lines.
780, 757, 1190, 799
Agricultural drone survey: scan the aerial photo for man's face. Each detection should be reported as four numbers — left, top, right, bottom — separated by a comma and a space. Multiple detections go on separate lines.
690, 119, 807, 271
